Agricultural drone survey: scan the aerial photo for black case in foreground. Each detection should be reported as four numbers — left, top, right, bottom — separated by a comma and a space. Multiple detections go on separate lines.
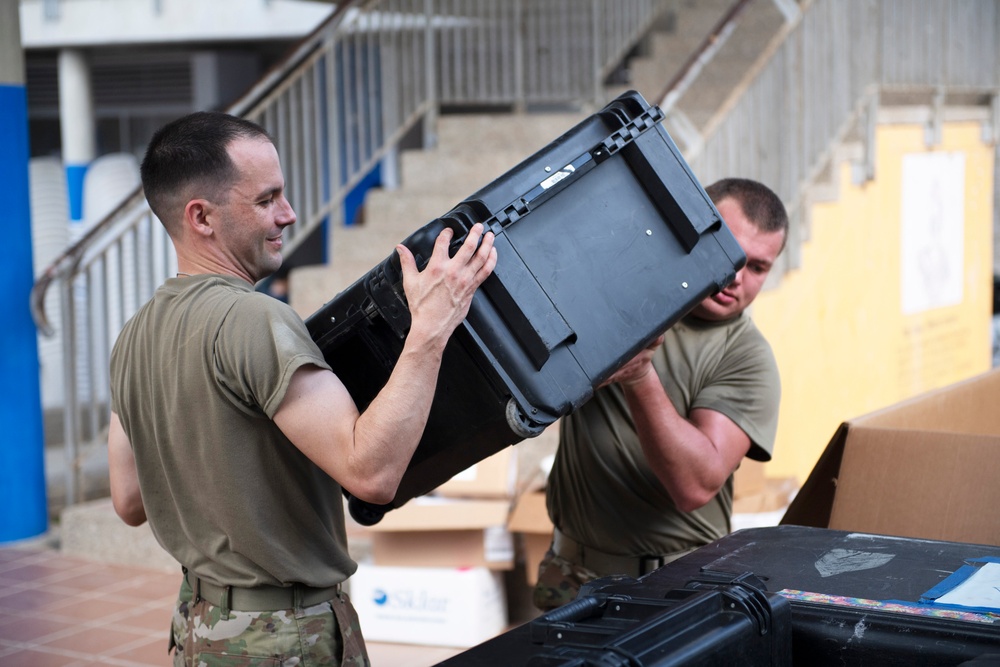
441, 527, 1000, 666
305, 90, 745, 524
520, 571, 792, 666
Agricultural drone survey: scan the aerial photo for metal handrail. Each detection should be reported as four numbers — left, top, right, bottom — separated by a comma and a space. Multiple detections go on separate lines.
657, 0, 757, 114
688, 0, 998, 275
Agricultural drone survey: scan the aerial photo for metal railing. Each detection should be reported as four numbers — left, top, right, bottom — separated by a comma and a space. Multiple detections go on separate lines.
687, 0, 999, 273
29, 0, 675, 505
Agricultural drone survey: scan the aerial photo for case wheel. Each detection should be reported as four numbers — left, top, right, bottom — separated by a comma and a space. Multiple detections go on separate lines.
506, 398, 546, 439
347, 494, 389, 526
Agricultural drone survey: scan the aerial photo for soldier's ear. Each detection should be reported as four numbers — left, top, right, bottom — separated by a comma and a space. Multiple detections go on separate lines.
184, 199, 215, 238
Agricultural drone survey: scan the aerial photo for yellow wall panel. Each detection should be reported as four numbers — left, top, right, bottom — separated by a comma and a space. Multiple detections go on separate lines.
751, 121, 994, 481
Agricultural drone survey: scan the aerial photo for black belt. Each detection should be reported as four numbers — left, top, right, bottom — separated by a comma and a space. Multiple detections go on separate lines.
552, 528, 666, 578
184, 569, 342, 612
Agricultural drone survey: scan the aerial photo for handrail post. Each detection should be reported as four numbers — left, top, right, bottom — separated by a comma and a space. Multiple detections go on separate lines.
994, 93, 1000, 276
60, 276, 79, 508
324, 28, 343, 262
513, 0, 525, 113
858, 89, 878, 185
423, 0, 438, 149
591, 0, 602, 109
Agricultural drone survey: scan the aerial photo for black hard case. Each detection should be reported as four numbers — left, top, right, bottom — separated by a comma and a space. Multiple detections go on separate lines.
444, 527, 1000, 666
306, 91, 745, 523
518, 571, 793, 666
638, 526, 1000, 666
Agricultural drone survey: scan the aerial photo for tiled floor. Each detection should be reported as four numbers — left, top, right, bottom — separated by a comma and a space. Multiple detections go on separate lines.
0, 545, 177, 666
0, 544, 463, 667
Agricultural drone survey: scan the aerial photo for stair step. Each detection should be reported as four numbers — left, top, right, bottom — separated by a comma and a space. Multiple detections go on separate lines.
330, 223, 409, 263
435, 112, 585, 153
630, 58, 685, 101
658, 0, 733, 44
60, 498, 179, 571
670, 3, 787, 130
399, 148, 531, 196
647, 31, 704, 58
400, 111, 592, 195
628, 0, 745, 105
674, 66, 750, 129
364, 190, 458, 229
289, 264, 348, 318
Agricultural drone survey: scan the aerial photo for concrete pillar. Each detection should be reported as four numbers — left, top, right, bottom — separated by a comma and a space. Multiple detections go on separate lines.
0, 0, 48, 542
58, 48, 96, 223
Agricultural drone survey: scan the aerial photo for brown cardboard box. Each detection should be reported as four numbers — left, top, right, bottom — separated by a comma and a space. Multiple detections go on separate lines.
782, 368, 1000, 546
507, 490, 553, 586
732, 476, 797, 515
434, 448, 517, 499
733, 458, 766, 499
365, 498, 515, 570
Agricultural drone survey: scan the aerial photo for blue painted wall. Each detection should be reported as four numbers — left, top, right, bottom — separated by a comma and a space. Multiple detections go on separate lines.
0, 82, 48, 542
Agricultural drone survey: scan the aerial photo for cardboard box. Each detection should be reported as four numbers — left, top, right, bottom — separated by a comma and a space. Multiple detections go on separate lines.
782, 369, 1000, 546
434, 447, 517, 499
507, 490, 553, 586
366, 497, 514, 570
348, 563, 507, 647
732, 476, 797, 515
733, 458, 766, 499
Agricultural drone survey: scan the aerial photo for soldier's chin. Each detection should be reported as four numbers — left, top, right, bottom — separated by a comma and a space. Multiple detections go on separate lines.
690, 300, 737, 322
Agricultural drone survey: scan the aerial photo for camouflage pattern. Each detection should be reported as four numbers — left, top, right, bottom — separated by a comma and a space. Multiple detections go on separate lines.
170, 577, 370, 666
531, 548, 601, 612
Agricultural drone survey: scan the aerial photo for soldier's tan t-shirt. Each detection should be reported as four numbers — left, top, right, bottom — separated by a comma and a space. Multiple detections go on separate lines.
110, 274, 355, 588
546, 311, 780, 559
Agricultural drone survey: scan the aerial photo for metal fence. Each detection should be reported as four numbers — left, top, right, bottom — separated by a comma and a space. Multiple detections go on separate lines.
30, 0, 1000, 505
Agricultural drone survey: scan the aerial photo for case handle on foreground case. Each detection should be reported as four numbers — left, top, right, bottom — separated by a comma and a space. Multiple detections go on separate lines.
527, 570, 791, 665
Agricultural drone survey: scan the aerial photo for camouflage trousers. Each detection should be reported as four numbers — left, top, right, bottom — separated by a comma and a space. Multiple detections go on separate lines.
170, 576, 369, 666
531, 548, 602, 612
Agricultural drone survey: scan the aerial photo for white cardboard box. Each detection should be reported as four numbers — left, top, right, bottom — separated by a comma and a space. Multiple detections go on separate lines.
434, 447, 518, 499
365, 497, 515, 570
349, 563, 508, 648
